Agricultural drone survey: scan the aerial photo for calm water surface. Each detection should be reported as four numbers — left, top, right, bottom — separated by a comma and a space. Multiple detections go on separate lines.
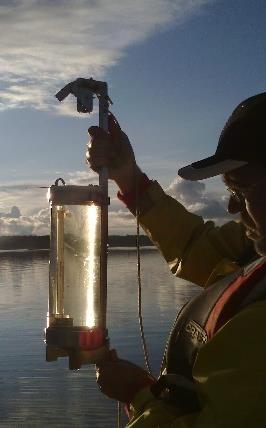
0, 249, 199, 427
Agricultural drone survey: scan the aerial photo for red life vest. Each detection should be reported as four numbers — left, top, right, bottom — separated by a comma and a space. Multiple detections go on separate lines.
164, 256, 266, 380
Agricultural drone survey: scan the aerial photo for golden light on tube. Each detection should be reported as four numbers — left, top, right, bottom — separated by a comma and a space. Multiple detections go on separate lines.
85, 204, 100, 328
56, 206, 65, 316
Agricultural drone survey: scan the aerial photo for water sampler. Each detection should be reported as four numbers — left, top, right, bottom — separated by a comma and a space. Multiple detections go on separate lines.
45, 78, 112, 369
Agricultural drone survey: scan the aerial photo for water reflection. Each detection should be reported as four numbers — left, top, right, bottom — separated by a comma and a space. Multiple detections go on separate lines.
0, 249, 199, 427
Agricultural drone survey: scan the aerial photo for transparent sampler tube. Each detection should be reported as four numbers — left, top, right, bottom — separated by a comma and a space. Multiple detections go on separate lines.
46, 183, 109, 368
49, 203, 102, 327
64, 203, 102, 327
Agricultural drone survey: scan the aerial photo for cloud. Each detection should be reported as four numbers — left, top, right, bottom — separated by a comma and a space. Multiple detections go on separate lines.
0, 168, 233, 236
0, 171, 137, 235
0, 0, 213, 114
0, 169, 97, 214
0, 176, 230, 235
0, 208, 50, 235
0, 204, 136, 236
67, 170, 98, 185
166, 177, 231, 223
0, 205, 21, 218
0, 184, 48, 219
109, 209, 136, 234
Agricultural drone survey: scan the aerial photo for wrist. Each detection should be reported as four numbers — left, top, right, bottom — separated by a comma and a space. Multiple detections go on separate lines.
117, 172, 151, 212
115, 165, 143, 194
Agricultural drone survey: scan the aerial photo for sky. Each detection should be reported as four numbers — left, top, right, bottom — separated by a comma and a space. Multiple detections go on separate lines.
0, 0, 265, 235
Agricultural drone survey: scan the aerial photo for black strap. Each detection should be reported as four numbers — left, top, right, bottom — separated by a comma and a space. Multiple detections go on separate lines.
151, 374, 201, 414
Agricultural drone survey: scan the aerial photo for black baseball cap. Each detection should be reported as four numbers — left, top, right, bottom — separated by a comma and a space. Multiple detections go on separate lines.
178, 92, 266, 181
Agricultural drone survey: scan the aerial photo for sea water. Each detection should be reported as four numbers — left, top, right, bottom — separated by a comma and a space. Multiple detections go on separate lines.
0, 249, 199, 427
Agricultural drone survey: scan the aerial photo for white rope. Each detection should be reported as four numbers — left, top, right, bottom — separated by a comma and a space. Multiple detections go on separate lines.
117, 167, 153, 428
135, 169, 152, 376
117, 401, 122, 428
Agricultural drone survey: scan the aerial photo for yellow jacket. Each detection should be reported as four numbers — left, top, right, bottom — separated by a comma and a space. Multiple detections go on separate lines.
126, 181, 264, 428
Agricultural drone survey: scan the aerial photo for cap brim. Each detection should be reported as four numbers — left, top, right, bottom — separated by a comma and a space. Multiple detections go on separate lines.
178, 156, 248, 181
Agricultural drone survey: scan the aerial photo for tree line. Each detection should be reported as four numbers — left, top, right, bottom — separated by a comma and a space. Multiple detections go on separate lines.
0, 235, 154, 250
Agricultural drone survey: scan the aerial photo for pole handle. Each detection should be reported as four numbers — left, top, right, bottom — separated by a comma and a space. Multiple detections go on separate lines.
98, 90, 109, 189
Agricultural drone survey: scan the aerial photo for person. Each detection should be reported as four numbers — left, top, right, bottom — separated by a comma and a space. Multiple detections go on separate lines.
87, 92, 266, 427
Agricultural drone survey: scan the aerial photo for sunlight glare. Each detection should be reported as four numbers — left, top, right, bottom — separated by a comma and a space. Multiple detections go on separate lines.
85, 204, 100, 327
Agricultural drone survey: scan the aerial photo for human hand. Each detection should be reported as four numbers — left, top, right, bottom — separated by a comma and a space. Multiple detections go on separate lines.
96, 350, 155, 403
86, 115, 138, 192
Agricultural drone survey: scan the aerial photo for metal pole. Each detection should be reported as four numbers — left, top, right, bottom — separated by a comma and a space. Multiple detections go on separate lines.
98, 87, 109, 329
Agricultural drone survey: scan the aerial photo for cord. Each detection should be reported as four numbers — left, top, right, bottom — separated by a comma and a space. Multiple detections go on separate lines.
117, 401, 122, 428
135, 167, 152, 376
117, 181, 152, 428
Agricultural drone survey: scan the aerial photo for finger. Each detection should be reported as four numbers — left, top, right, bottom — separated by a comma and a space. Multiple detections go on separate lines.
87, 159, 106, 173
87, 147, 110, 164
87, 134, 110, 152
88, 158, 107, 168
87, 142, 109, 156
88, 126, 108, 138
95, 367, 100, 380
108, 115, 131, 155
108, 113, 122, 142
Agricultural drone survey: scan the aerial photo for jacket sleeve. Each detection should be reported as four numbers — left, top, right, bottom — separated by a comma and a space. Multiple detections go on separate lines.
126, 301, 266, 428
138, 181, 254, 287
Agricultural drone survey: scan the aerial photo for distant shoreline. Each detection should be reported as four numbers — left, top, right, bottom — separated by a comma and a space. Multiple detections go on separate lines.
0, 235, 154, 251
0, 248, 49, 254
0, 246, 157, 256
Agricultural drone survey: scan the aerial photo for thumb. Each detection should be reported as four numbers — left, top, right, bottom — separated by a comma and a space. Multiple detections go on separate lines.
108, 112, 122, 143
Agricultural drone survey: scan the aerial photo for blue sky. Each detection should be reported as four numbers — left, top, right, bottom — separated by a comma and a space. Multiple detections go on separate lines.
0, 0, 265, 235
